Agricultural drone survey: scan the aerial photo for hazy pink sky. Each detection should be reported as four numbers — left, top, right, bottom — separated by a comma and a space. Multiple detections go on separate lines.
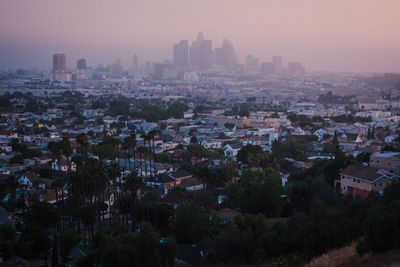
1, 0, 399, 72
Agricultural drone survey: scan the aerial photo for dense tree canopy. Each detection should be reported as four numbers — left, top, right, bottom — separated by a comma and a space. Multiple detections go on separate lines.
227, 169, 283, 216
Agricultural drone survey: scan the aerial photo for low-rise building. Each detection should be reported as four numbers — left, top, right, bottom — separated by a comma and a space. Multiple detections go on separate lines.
370, 152, 400, 174
336, 165, 399, 199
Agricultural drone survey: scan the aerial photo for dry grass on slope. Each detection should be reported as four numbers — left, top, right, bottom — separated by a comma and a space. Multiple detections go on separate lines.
306, 242, 400, 267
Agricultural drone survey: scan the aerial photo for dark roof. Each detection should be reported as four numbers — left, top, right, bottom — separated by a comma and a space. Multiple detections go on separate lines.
341, 165, 381, 181
210, 208, 239, 220
171, 170, 192, 179
32, 178, 53, 188
346, 133, 359, 141
228, 143, 242, 149
149, 174, 176, 184
179, 177, 203, 188
24, 172, 40, 181
160, 190, 188, 204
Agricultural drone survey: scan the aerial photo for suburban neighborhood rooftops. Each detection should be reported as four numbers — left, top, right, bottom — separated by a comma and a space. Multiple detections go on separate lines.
372, 152, 400, 158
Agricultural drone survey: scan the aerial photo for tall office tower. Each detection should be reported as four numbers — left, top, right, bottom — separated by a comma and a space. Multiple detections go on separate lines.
109, 60, 123, 78
53, 53, 66, 72
260, 62, 275, 75
272, 55, 282, 74
245, 55, 259, 72
77, 58, 87, 70
132, 54, 139, 73
215, 39, 236, 72
288, 62, 306, 78
173, 40, 189, 67
190, 32, 213, 70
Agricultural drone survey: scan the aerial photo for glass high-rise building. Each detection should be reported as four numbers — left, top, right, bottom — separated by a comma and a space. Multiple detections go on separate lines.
53, 53, 66, 72
173, 40, 189, 67
215, 39, 236, 72
190, 32, 212, 71
77, 58, 87, 70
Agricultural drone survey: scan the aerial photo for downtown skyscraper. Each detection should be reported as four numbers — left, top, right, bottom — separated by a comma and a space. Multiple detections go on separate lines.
190, 32, 212, 71
173, 40, 189, 67
215, 39, 237, 72
53, 53, 66, 72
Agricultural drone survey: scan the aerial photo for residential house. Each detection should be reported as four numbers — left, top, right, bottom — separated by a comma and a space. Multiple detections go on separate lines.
370, 152, 400, 174
224, 143, 242, 158
51, 159, 76, 172
18, 174, 34, 187
336, 165, 399, 199
147, 174, 179, 195
210, 208, 239, 224
201, 140, 222, 149
179, 177, 204, 191
314, 128, 327, 140
292, 127, 305, 136
385, 134, 399, 143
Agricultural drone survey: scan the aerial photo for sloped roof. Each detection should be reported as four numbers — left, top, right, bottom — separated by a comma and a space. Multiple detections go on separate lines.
149, 174, 176, 184
179, 177, 203, 188
341, 165, 381, 181
171, 170, 192, 179
210, 208, 239, 220
160, 190, 188, 204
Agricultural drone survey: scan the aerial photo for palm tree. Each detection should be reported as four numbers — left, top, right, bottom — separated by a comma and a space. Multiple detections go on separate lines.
76, 133, 89, 162
48, 141, 62, 171
148, 130, 160, 177
137, 146, 147, 178
122, 138, 130, 173
123, 133, 137, 173
61, 137, 73, 171
146, 131, 154, 176
106, 161, 121, 225
141, 134, 149, 177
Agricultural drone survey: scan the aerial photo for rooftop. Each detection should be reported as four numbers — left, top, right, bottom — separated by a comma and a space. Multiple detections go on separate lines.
372, 152, 400, 158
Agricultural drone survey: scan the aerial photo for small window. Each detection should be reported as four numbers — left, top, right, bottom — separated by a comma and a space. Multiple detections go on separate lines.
348, 176, 350, 179
357, 179, 360, 184
388, 162, 391, 166
375, 183, 377, 187
380, 183, 384, 188
353, 178, 356, 182
343, 186, 346, 190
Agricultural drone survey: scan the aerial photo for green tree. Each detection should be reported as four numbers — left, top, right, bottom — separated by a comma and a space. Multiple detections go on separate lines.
167, 102, 189, 119
59, 230, 82, 262
227, 169, 283, 216
362, 204, 394, 252
0, 224, 17, 260
237, 144, 263, 166
171, 203, 210, 243
190, 136, 198, 144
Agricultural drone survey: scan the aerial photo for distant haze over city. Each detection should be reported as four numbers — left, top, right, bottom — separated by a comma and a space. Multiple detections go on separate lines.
1, 0, 400, 72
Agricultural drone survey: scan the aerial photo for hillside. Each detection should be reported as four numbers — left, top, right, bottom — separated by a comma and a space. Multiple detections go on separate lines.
306, 243, 400, 267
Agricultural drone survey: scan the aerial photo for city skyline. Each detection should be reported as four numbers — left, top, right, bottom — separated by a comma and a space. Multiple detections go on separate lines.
1, 0, 400, 72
